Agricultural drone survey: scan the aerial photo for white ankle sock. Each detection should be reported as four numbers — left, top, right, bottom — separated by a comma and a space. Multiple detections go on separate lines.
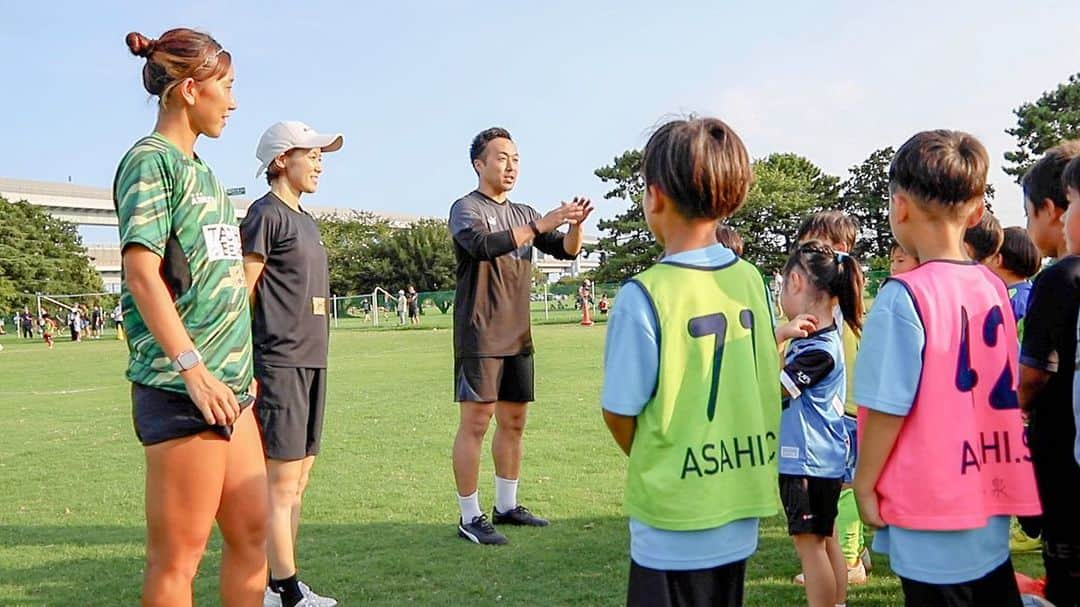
494, 476, 518, 513
457, 491, 482, 522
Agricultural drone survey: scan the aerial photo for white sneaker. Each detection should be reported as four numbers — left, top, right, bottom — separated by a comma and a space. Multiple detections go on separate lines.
299, 581, 338, 607
263, 588, 283, 607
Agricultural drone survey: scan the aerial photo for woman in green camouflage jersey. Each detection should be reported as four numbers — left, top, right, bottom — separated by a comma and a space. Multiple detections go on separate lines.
116, 28, 266, 607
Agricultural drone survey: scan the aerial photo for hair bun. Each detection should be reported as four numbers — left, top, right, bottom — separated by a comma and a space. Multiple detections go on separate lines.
125, 32, 155, 58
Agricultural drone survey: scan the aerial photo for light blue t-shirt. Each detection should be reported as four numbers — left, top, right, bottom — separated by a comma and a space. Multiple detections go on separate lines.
601, 244, 761, 571
780, 326, 848, 478
854, 279, 1012, 585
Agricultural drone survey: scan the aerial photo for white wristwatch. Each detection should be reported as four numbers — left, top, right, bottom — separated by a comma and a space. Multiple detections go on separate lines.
172, 349, 203, 372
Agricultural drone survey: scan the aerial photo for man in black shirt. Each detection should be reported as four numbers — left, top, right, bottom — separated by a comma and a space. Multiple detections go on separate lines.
450, 127, 593, 545
1018, 141, 1080, 607
242, 120, 343, 607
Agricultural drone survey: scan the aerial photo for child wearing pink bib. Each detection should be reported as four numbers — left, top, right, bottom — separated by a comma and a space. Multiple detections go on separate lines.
854, 130, 1040, 607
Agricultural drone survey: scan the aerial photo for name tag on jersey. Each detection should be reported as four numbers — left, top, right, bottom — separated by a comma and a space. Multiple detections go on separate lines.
192, 195, 216, 206
312, 297, 327, 316
202, 224, 243, 261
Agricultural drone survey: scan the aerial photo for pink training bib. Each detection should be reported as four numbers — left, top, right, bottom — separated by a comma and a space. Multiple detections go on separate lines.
858, 262, 1040, 530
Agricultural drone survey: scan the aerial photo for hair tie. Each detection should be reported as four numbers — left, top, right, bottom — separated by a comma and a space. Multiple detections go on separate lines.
835, 251, 849, 264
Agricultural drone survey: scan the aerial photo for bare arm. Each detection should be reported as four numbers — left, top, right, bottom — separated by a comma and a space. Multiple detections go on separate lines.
1018, 364, 1052, 414
852, 409, 905, 527
242, 253, 266, 300
603, 409, 637, 456
123, 245, 240, 425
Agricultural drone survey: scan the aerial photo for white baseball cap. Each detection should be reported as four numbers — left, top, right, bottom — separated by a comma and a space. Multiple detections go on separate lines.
255, 121, 344, 178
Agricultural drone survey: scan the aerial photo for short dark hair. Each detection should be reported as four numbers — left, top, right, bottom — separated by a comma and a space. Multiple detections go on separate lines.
1060, 151, 1080, 199
889, 130, 988, 211
715, 224, 744, 256
963, 212, 1003, 262
998, 226, 1040, 279
470, 127, 512, 165
642, 117, 751, 221
795, 211, 858, 251
1022, 140, 1080, 211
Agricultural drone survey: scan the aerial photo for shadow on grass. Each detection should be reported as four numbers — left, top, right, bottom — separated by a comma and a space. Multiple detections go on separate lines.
0, 518, 918, 607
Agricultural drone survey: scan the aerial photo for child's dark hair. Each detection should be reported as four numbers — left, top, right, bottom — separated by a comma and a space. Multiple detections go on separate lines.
889, 130, 988, 212
795, 211, 858, 251
1060, 152, 1080, 199
963, 211, 1003, 262
783, 240, 864, 336
1022, 140, 1080, 212
642, 117, 752, 221
715, 224, 744, 256
998, 227, 1041, 279
889, 239, 920, 262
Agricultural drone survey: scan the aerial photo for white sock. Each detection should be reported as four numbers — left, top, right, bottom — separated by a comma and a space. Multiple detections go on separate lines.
494, 476, 518, 513
457, 491, 482, 522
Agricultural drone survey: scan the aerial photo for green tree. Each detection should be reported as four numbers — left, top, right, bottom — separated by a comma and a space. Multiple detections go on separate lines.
729, 154, 841, 272
838, 147, 894, 261
318, 211, 393, 296
373, 219, 457, 292
0, 197, 102, 312
1004, 73, 1080, 182
589, 150, 660, 283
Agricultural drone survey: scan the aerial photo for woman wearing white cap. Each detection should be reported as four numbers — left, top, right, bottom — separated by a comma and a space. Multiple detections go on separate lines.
240, 121, 342, 607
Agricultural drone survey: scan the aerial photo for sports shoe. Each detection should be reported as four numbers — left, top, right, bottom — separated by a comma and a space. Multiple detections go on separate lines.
1010, 518, 1042, 553
299, 581, 338, 607
264, 582, 336, 607
458, 514, 508, 545
492, 505, 549, 527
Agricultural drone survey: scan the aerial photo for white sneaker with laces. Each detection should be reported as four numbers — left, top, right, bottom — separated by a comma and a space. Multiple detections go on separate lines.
263, 587, 283, 607
299, 581, 338, 607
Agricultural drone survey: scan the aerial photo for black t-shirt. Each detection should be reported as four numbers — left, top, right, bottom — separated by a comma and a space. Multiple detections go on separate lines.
240, 193, 330, 368
449, 191, 575, 358
1020, 255, 1080, 459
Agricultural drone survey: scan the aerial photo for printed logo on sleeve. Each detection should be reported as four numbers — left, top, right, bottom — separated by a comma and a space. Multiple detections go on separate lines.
202, 224, 243, 261
192, 195, 217, 206
780, 446, 800, 459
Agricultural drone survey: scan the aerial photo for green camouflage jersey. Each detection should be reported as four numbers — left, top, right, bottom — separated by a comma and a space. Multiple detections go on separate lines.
113, 133, 253, 394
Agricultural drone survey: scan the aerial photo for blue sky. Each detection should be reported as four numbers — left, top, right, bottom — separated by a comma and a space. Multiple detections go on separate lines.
3, 1, 1079, 244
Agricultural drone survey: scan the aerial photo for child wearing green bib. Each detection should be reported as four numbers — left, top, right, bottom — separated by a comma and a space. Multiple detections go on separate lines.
602, 117, 780, 607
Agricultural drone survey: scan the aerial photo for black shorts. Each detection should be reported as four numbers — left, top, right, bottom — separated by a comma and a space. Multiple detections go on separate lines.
626, 559, 746, 607
132, 383, 253, 446
899, 558, 1022, 607
254, 365, 327, 460
454, 354, 534, 403
779, 474, 842, 536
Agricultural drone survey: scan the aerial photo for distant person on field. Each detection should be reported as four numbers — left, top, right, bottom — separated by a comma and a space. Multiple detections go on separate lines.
715, 224, 744, 256
579, 279, 592, 311
598, 294, 610, 316
21, 308, 34, 339
68, 305, 82, 342
602, 117, 779, 607
41, 312, 56, 349
407, 286, 420, 325
397, 289, 408, 325
91, 304, 104, 339
449, 126, 591, 545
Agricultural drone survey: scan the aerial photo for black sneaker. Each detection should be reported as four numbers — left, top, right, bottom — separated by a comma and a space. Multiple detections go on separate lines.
458, 514, 508, 545
492, 505, 549, 527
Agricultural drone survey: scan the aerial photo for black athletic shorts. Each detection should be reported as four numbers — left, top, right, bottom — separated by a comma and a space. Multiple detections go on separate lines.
254, 365, 327, 460
626, 559, 746, 607
454, 354, 534, 403
132, 383, 253, 446
899, 558, 1022, 607
779, 474, 842, 537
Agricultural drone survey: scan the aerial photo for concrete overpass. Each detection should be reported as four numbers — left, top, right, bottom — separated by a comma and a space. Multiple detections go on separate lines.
1, 177, 599, 293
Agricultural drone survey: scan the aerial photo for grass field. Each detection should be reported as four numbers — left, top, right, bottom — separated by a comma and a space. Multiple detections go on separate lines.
0, 324, 1043, 606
